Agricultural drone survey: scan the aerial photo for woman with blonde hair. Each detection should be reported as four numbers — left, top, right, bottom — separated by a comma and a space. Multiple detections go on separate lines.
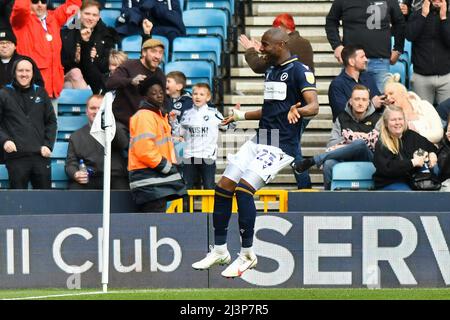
373, 105, 439, 190
383, 74, 443, 144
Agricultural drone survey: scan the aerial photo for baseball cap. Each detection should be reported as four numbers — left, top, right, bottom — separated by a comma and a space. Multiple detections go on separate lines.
141, 39, 165, 50
0, 29, 16, 45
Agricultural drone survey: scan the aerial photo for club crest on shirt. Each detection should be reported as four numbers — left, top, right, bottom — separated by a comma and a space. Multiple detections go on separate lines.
280, 72, 288, 81
173, 102, 182, 109
305, 72, 315, 84
203, 115, 209, 121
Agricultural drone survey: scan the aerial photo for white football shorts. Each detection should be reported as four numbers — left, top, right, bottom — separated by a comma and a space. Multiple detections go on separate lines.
223, 140, 294, 190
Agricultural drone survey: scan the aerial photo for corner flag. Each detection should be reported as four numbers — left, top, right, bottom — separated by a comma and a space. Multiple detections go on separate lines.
90, 91, 116, 148
90, 91, 116, 293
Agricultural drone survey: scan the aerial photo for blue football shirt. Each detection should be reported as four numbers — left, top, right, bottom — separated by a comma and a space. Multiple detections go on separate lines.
254, 56, 317, 157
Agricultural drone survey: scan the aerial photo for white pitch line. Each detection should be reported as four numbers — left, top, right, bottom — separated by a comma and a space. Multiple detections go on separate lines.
1, 288, 218, 300
2, 291, 107, 300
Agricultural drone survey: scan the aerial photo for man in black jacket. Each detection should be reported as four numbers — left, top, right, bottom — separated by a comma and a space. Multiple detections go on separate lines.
0, 58, 57, 189
326, 0, 406, 92
65, 94, 129, 189
406, 0, 450, 105
106, 38, 166, 129
61, 0, 119, 94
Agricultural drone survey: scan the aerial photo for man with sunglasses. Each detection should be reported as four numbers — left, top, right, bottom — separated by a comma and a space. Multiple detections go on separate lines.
10, 0, 82, 103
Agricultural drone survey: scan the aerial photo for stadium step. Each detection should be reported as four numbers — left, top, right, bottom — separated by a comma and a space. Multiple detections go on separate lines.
223, 94, 330, 105
245, 26, 339, 39
222, 105, 332, 120
218, 130, 331, 146
237, 40, 332, 53
231, 79, 332, 94
231, 66, 341, 78
236, 53, 338, 67
251, 2, 332, 16
232, 119, 332, 130
246, 16, 327, 26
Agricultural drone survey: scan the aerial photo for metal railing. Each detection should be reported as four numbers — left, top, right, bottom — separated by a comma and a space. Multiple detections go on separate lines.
166, 189, 289, 213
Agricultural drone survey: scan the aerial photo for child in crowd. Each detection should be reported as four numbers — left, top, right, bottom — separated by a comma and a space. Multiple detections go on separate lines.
166, 71, 192, 165
166, 71, 193, 121
109, 50, 128, 75
170, 83, 235, 190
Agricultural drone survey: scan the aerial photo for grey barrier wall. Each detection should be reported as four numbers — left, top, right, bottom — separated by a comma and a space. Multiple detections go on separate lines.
0, 191, 138, 215
1, 208, 450, 288
287, 191, 450, 213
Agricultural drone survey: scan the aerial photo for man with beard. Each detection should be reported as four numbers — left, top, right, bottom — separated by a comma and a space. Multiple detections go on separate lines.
328, 45, 386, 121
105, 38, 166, 129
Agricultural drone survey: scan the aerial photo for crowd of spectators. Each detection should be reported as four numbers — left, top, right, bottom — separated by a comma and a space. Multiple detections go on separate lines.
0, 0, 450, 196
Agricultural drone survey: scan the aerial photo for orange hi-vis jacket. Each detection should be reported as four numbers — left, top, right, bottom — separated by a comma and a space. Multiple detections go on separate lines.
128, 106, 186, 204
128, 108, 177, 171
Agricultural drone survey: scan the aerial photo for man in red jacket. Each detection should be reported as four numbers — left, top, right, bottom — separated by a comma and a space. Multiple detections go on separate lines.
10, 0, 81, 101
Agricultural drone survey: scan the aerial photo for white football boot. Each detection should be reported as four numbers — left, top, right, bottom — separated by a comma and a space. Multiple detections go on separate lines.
221, 253, 257, 278
192, 245, 231, 270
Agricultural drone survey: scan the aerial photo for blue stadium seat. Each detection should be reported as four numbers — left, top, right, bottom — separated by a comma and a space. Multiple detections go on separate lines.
172, 36, 222, 69
57, 116, 88, 141
165, 60, 215, 91
391, 37, 412, 88
186, 0, 234, 22
187, 0, 234, 14
330, 161, 376, 191
409, 63, 414, 89
103, 0, 122, 9
51, 162, 69, 189
58, 89, 93, 115
121, 34, 142, 57
100, 9, 120, 28
401, 39, 412, 65
0, 164, 8, 189
182, 9, 228, 41
52, 142, 69, 164
390, 60, 408, 86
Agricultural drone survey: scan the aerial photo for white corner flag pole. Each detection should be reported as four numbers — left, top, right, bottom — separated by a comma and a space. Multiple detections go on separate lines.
101, 96, 115, 293
90, 92, 116, 294
101, 123, 112, 293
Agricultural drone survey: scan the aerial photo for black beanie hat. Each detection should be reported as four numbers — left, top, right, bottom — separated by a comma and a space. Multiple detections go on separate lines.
0, 29, 16, 45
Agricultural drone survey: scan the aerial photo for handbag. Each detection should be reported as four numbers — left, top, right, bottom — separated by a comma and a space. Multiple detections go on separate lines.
409, 171, 442, 191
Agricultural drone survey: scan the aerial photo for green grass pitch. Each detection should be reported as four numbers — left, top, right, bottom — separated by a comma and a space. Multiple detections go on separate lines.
1, 288, 450, 300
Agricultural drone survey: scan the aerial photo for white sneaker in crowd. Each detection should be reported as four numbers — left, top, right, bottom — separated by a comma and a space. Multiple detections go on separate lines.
221, 253, 258, 278
192, 245, 231, 270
